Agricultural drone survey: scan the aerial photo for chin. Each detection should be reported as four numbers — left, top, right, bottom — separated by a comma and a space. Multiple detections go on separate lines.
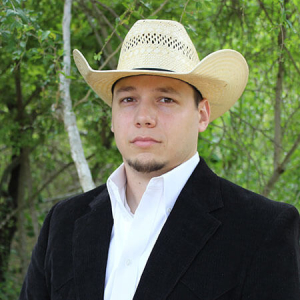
126, 158, 167, 174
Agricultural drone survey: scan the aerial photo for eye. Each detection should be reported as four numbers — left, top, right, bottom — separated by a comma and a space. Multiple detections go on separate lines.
159, 97, 174, 103
121, 97, 135, 103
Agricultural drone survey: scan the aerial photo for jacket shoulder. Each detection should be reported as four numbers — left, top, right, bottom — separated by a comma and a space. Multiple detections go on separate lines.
36, 184, 109, 249
216, 177, 299, 238
52, 183, 108, 218
218, 176, 295, 214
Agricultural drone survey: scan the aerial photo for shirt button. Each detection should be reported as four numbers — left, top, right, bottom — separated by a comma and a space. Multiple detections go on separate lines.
126, 259, 132, 266
167, 207, 172, 214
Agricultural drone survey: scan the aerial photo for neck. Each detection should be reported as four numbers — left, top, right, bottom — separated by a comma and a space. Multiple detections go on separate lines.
124, 164, 161, 214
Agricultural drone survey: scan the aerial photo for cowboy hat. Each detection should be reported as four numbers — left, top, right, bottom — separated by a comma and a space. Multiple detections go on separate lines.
73, 19, 249, 121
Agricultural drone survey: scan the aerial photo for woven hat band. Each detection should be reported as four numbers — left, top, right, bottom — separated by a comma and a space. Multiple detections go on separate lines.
133, 67, 174, 72
117, 20, 200, 73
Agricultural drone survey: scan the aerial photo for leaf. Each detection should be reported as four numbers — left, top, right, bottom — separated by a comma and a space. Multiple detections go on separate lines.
6, 9, 18, 18
140, 1, 152, 9
16, 8, 30, 23
94, 52, 102, 61
20, 40, 26, 48
49, 32, 57, 40
41, 30, 51, 41
286, 20, 297, 33
132, 11, 142, 19
58, 49, 64, 56
58, 71, 76, 80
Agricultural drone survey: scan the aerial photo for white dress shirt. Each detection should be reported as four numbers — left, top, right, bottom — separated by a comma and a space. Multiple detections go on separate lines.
104, 153, 200, 300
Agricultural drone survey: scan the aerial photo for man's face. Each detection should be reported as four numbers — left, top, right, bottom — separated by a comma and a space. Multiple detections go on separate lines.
111, 75, 210, 176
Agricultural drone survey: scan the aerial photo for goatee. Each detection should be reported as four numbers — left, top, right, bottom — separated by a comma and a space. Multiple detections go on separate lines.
126, 159, 166, 174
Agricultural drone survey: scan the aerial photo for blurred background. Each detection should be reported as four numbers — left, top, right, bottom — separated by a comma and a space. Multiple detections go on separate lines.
1, 0, 300, 298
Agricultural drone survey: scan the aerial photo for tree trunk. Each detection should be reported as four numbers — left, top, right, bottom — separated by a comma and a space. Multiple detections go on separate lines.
60, 0, 95, 192
0, 61, 24, 283
0, 159, 19, 282
16, 147, 30, 279
273, 26, 285, 171
261, 0, 298, 197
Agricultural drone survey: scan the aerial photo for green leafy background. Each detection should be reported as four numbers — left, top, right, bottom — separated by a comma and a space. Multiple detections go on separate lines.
1, 0, 299, 297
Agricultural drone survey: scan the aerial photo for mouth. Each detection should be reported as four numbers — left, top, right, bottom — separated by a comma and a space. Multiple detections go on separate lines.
131, 137, 161, 148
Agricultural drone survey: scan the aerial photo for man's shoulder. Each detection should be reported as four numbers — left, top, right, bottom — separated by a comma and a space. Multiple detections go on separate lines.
193, 157, 296, 216
217, 176, 298, 224
35, 184, 110, 252
50, 183, 108, 221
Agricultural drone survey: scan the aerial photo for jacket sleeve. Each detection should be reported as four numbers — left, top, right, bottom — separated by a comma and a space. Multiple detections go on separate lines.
242, 205, 300, 299
19, 204, 57, 300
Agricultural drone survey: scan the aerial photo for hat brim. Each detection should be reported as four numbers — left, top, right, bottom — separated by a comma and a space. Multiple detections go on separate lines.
73, 49, 248, 122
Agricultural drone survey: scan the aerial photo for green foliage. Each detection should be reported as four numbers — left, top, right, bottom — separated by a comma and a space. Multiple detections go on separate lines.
1, 0, 300, 296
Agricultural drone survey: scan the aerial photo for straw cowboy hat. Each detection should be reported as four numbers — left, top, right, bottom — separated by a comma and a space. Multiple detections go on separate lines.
73, 19, 249, 121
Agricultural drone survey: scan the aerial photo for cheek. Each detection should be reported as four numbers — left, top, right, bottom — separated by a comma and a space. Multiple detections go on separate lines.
169, 114, 199, 142
111, 112, 130, 131
111, 114, 132, 146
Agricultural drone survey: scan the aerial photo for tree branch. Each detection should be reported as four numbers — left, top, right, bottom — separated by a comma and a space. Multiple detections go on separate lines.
0, 156, 21, 197
90, 0, 123, 42
262, 132, 300, 197
77, 0, 116, 69
23, 86, 42, 109
283, 45, 300, 76
149, 0, 169, 17
95, 0, 130, 30
180, 0, 191, 23
0, 159, 74, 230
257, 0, 273, 25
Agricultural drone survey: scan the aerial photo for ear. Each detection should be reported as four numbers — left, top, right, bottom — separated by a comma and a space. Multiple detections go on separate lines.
111, 123, 114, 133
198, 99, 210, 133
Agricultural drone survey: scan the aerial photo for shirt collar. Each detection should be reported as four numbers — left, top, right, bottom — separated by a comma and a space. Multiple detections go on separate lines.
161, 153, 199, 214
107, 153, 200, 217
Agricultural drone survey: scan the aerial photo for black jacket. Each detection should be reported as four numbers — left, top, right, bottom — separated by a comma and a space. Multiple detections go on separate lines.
20, 158, 300, 300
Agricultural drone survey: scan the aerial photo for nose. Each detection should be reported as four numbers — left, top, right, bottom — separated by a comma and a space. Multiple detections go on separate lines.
135, 102, 156, 128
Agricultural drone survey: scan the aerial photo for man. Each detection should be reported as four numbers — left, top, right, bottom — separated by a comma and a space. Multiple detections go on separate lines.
20, 19, 300, 300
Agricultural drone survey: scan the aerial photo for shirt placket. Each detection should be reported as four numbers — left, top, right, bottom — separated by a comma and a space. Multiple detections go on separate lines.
110, 183, 163, 300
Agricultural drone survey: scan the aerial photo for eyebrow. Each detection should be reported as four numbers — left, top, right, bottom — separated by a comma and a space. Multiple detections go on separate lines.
114, 85, 180, 96
153, 87, 180, 95
114, 86, 136, 95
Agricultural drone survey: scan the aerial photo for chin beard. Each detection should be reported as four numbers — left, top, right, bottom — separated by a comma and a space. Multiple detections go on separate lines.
126, 159, 166, 174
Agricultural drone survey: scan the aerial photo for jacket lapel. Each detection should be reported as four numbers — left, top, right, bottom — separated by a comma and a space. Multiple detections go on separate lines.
73, 188, 113, 300
133, 158, 223, 300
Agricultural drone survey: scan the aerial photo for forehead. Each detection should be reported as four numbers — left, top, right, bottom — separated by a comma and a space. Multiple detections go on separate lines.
113, 75, 193, 93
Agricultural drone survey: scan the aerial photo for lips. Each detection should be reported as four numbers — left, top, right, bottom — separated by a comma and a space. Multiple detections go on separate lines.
131, 137, 160, 148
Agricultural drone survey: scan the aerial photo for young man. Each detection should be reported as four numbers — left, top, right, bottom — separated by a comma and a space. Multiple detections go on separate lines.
20, 19, 300, 300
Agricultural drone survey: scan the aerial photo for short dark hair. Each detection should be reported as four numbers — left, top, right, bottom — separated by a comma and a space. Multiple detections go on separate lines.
192, 86, 203, 107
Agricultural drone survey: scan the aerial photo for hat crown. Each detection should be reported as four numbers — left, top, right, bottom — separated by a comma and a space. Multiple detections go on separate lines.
117, 19, 200, 73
